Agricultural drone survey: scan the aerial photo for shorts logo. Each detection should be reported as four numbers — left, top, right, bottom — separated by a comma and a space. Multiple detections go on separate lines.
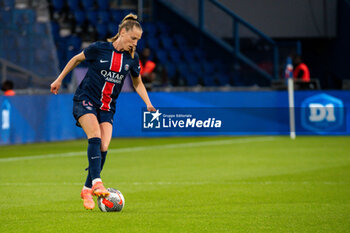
82, 100, 93, 111
301, 93, 344, 132
124, 64, 129, 71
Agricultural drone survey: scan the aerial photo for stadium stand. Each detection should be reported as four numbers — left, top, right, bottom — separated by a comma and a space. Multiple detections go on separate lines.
0, 0, 59, 89
0, 0, 239, 89
44, 0, 234, 88
3, 0, 345, 90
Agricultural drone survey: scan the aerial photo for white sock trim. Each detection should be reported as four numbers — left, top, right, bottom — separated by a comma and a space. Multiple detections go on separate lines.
83, 186, 91, 190
92, 178, 102, 186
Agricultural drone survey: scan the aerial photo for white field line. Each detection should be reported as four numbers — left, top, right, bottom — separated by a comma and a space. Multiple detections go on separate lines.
0, 137, 275, 163
2, 181, 348, 186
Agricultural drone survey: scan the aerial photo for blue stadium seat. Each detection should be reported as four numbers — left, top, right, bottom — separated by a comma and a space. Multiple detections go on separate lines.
14, 9, 35, 25
33, 23, 48, 35
183, 50, 195, 63
56, 37, 67, 51
3, 0, 15, 7
98, 10, 110, 23
16, 36, 27, 50
201, 61, 215, 74
67, 0, 80, 11
136, 38, 145, 52
178, 63, 198, 86
51, 0, 64, 12
96, 23, 108, 39
50, 21, 60, 40
86, 10, 98, 26
164, 63, 176, 79
35, 48, 49, 63
202, 76, 216, 86
146, 37, 159, 50
168, 50, 181, 63
96, 0, 109, 10
108, 22, 118, 35
184, 73, 199, 86
142, 22, 157, 36
211, 59, 224, 72
193, 48, 205, 60
0, 9, 12, 23
110, 9, 123, 23
74, 10, 85, 25
217, 73, 231, 85
160, 36, 174, 50
4, 34, 16, 49
66, 47, 79, 61
5, 48, 17, 63
189, 62, 203, 76
173, 34, 187, 47
56, 48, 66, 69
81, 0, 95, 10
155, 22, 170, 34
156, 50, 168, 63
67, 36, 82, 50
39, 38, 52, 50
177, 63, 187, 74
175, 63, 188, 86
146, 50, 155, 61
20, 49, 30, 67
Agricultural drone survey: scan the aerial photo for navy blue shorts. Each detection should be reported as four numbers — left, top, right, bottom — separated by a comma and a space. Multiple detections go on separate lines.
73, 97, 114, 127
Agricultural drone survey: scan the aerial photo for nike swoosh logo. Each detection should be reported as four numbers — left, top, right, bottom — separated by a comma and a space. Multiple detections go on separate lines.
100, 60, 108, 63
91, 156, 100, 159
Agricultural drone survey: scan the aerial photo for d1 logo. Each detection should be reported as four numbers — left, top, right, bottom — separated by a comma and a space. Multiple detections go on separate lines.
308, 103, 335, 122
301, 94, 344, 132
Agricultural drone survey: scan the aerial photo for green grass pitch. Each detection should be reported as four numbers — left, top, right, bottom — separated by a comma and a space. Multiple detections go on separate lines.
0, 136, 349, 232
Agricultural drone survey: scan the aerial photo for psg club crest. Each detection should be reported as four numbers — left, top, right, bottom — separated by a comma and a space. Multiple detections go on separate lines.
124, 64, 129, 71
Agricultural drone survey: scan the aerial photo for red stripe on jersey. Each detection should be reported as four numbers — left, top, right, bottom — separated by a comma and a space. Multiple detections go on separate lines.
100, 82, 115, 111
109, 52, 123, 72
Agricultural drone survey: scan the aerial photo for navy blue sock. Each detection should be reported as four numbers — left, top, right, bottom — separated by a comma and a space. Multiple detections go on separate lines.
85, 150, 107, 188
86, 137, 102, 183
101, 151, 108, 170
85, 171, 93, 188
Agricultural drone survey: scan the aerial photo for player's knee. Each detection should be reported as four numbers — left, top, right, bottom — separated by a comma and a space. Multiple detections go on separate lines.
87, 131, 101, 139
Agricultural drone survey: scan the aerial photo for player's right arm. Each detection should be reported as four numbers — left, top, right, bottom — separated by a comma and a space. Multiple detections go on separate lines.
50, 52, 86, 95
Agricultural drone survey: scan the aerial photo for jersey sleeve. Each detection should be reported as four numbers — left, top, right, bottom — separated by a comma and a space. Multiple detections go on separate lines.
130, 52, 141, 78
83, 42, 99, 61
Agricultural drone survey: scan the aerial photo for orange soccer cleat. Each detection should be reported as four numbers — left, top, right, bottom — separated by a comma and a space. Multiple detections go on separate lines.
92, 181, 110, 197
80, 188, 95, 210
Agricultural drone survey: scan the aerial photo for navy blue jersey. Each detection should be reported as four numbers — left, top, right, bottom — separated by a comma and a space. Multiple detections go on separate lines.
73, 41, 140, 112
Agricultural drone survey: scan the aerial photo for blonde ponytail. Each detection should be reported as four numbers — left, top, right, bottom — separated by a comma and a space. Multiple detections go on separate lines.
107, 33, 119, 42
107, 13, 142, 58
122, 13, 138, 23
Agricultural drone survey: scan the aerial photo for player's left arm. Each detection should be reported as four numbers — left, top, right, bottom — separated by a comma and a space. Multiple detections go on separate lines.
131, 74, 156, 112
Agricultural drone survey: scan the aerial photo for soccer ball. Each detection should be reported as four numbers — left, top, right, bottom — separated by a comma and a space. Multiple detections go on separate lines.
97, 188, 125, 212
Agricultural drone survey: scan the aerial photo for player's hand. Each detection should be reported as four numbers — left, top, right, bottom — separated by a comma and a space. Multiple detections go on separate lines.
147, 105, 156, 112
50, 80, 61, 95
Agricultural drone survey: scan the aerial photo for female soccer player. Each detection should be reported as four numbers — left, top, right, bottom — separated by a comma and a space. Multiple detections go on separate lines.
50, 14, 155, 210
